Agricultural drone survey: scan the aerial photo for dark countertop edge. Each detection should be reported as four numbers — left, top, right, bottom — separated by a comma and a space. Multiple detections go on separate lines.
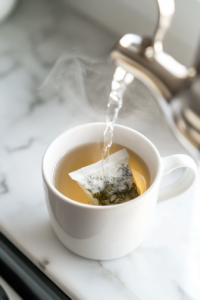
0, 233, 71, 300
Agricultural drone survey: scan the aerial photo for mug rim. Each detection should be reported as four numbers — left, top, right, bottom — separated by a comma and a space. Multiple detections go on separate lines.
42, 122, 162, 210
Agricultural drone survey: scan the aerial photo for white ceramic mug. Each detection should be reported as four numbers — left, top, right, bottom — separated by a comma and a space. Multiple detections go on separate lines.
42, 123, 197, 260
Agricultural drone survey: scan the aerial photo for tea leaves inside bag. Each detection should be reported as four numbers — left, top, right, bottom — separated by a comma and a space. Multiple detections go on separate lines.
69, 149, 140, 205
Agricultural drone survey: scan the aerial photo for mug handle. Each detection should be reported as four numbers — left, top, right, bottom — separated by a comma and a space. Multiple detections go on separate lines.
158, 154, 198, 203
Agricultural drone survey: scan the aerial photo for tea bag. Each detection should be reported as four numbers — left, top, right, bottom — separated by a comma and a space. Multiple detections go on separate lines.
69, 149, 140, 205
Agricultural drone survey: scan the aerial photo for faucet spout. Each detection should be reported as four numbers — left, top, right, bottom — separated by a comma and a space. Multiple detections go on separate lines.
110, 0, 200, 160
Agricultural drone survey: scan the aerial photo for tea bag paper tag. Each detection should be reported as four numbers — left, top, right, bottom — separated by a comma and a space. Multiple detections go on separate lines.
69, 149, 139, 205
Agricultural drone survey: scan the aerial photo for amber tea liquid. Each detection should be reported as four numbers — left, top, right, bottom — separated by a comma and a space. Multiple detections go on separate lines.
54, 143, 150, 205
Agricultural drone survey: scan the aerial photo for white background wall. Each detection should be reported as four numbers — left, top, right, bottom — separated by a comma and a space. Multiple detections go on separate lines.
64, 0, 200, 68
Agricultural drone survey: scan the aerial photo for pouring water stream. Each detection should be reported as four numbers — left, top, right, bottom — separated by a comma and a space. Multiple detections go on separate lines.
102, 67, 134, 178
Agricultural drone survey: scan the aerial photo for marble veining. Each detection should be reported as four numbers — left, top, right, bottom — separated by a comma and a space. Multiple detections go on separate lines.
0, 0, 200, 300
98, 261, 140, 300
5, 138, 34, 153
0, 174, 9, 195
173, 282, 195, 300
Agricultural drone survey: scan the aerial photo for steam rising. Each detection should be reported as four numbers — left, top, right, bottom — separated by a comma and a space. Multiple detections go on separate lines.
40, 52, 161, 122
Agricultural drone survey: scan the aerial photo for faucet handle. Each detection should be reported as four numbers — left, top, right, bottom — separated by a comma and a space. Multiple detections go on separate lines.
153, 0, 175, 52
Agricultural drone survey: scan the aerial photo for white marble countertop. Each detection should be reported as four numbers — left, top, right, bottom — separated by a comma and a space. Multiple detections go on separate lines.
1, 1, 200, 300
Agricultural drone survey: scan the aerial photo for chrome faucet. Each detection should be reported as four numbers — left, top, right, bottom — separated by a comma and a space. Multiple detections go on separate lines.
110, 0, 200, 160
